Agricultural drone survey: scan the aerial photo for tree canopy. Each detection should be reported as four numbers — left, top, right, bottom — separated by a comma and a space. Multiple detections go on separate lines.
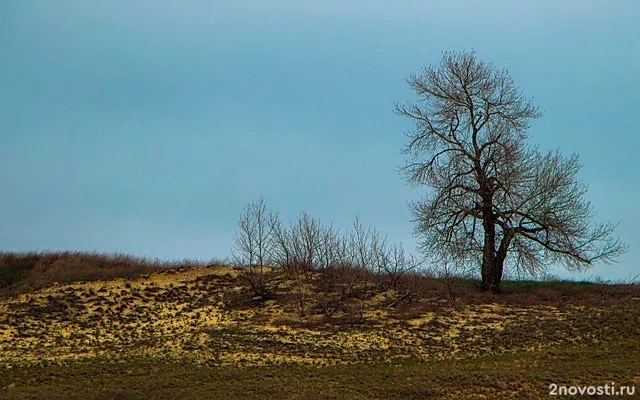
395, 50, 626, 292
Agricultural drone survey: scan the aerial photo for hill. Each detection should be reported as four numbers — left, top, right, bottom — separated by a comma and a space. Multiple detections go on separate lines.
1, 252, 639, 399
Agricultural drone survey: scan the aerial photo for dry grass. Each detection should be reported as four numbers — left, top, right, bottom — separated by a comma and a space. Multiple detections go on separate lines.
1, 252, 639, 399
0, 251, 221, 297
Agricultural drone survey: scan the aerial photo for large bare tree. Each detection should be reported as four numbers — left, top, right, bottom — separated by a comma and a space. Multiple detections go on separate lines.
395, 50, 626, 293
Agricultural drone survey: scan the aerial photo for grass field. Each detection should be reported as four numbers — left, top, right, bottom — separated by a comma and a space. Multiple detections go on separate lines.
2, 339, 638, 400
1, 252, 639, 399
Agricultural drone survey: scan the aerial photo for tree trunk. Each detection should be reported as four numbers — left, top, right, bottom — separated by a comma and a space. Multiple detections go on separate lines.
491, 258, 504, 294
491, 231, 512, 294
480, 201, 496, 291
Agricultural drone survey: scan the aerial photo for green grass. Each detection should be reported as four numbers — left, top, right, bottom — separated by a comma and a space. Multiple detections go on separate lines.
1, 339, 637, 400
501, 279, 595, 292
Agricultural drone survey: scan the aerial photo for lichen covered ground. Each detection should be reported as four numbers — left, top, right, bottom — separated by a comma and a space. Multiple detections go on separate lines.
2, 266, 636, 370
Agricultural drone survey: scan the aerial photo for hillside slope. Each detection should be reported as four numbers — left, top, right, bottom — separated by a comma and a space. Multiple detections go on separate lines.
1, 262, 639, 399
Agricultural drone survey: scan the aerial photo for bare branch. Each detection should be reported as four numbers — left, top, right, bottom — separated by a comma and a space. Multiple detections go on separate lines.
397, 50, 626, 291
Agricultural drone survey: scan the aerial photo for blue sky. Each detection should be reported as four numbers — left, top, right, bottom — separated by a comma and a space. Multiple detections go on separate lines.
1, 1, 638, 281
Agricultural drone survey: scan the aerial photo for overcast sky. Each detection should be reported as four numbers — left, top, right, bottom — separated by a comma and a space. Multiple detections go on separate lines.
1, 1, 638, 281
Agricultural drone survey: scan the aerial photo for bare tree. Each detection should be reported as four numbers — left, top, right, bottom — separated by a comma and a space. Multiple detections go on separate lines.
232, 197, 278, 298
270, 215, 294, 271
269, 212, 324, 274
289, 212, 323, 279
348, 217, 380, 293
318, 223, 342, 271
395, 50, 627, 293
369, 225, 390, 276
348, 218, 371, 269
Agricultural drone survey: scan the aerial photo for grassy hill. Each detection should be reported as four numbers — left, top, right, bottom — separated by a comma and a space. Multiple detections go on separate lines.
1, 252, 639, 399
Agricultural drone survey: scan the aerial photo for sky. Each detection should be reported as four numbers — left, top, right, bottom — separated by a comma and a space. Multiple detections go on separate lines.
1, 1, 638, 281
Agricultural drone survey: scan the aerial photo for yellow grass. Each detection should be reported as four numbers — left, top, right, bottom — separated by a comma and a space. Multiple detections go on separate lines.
0, 265, 631, 369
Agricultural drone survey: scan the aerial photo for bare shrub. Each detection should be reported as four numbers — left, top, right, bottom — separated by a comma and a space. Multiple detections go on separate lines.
379, 243, 421, 291
231, 199, 426, 320
289, 212, 323, 279
398, 269, 439, 299
233, 197, 279, 298
347, 217, 390, 294
317, 223, 343, 271
0, 251, 216, 297
269, 215, 295, 272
